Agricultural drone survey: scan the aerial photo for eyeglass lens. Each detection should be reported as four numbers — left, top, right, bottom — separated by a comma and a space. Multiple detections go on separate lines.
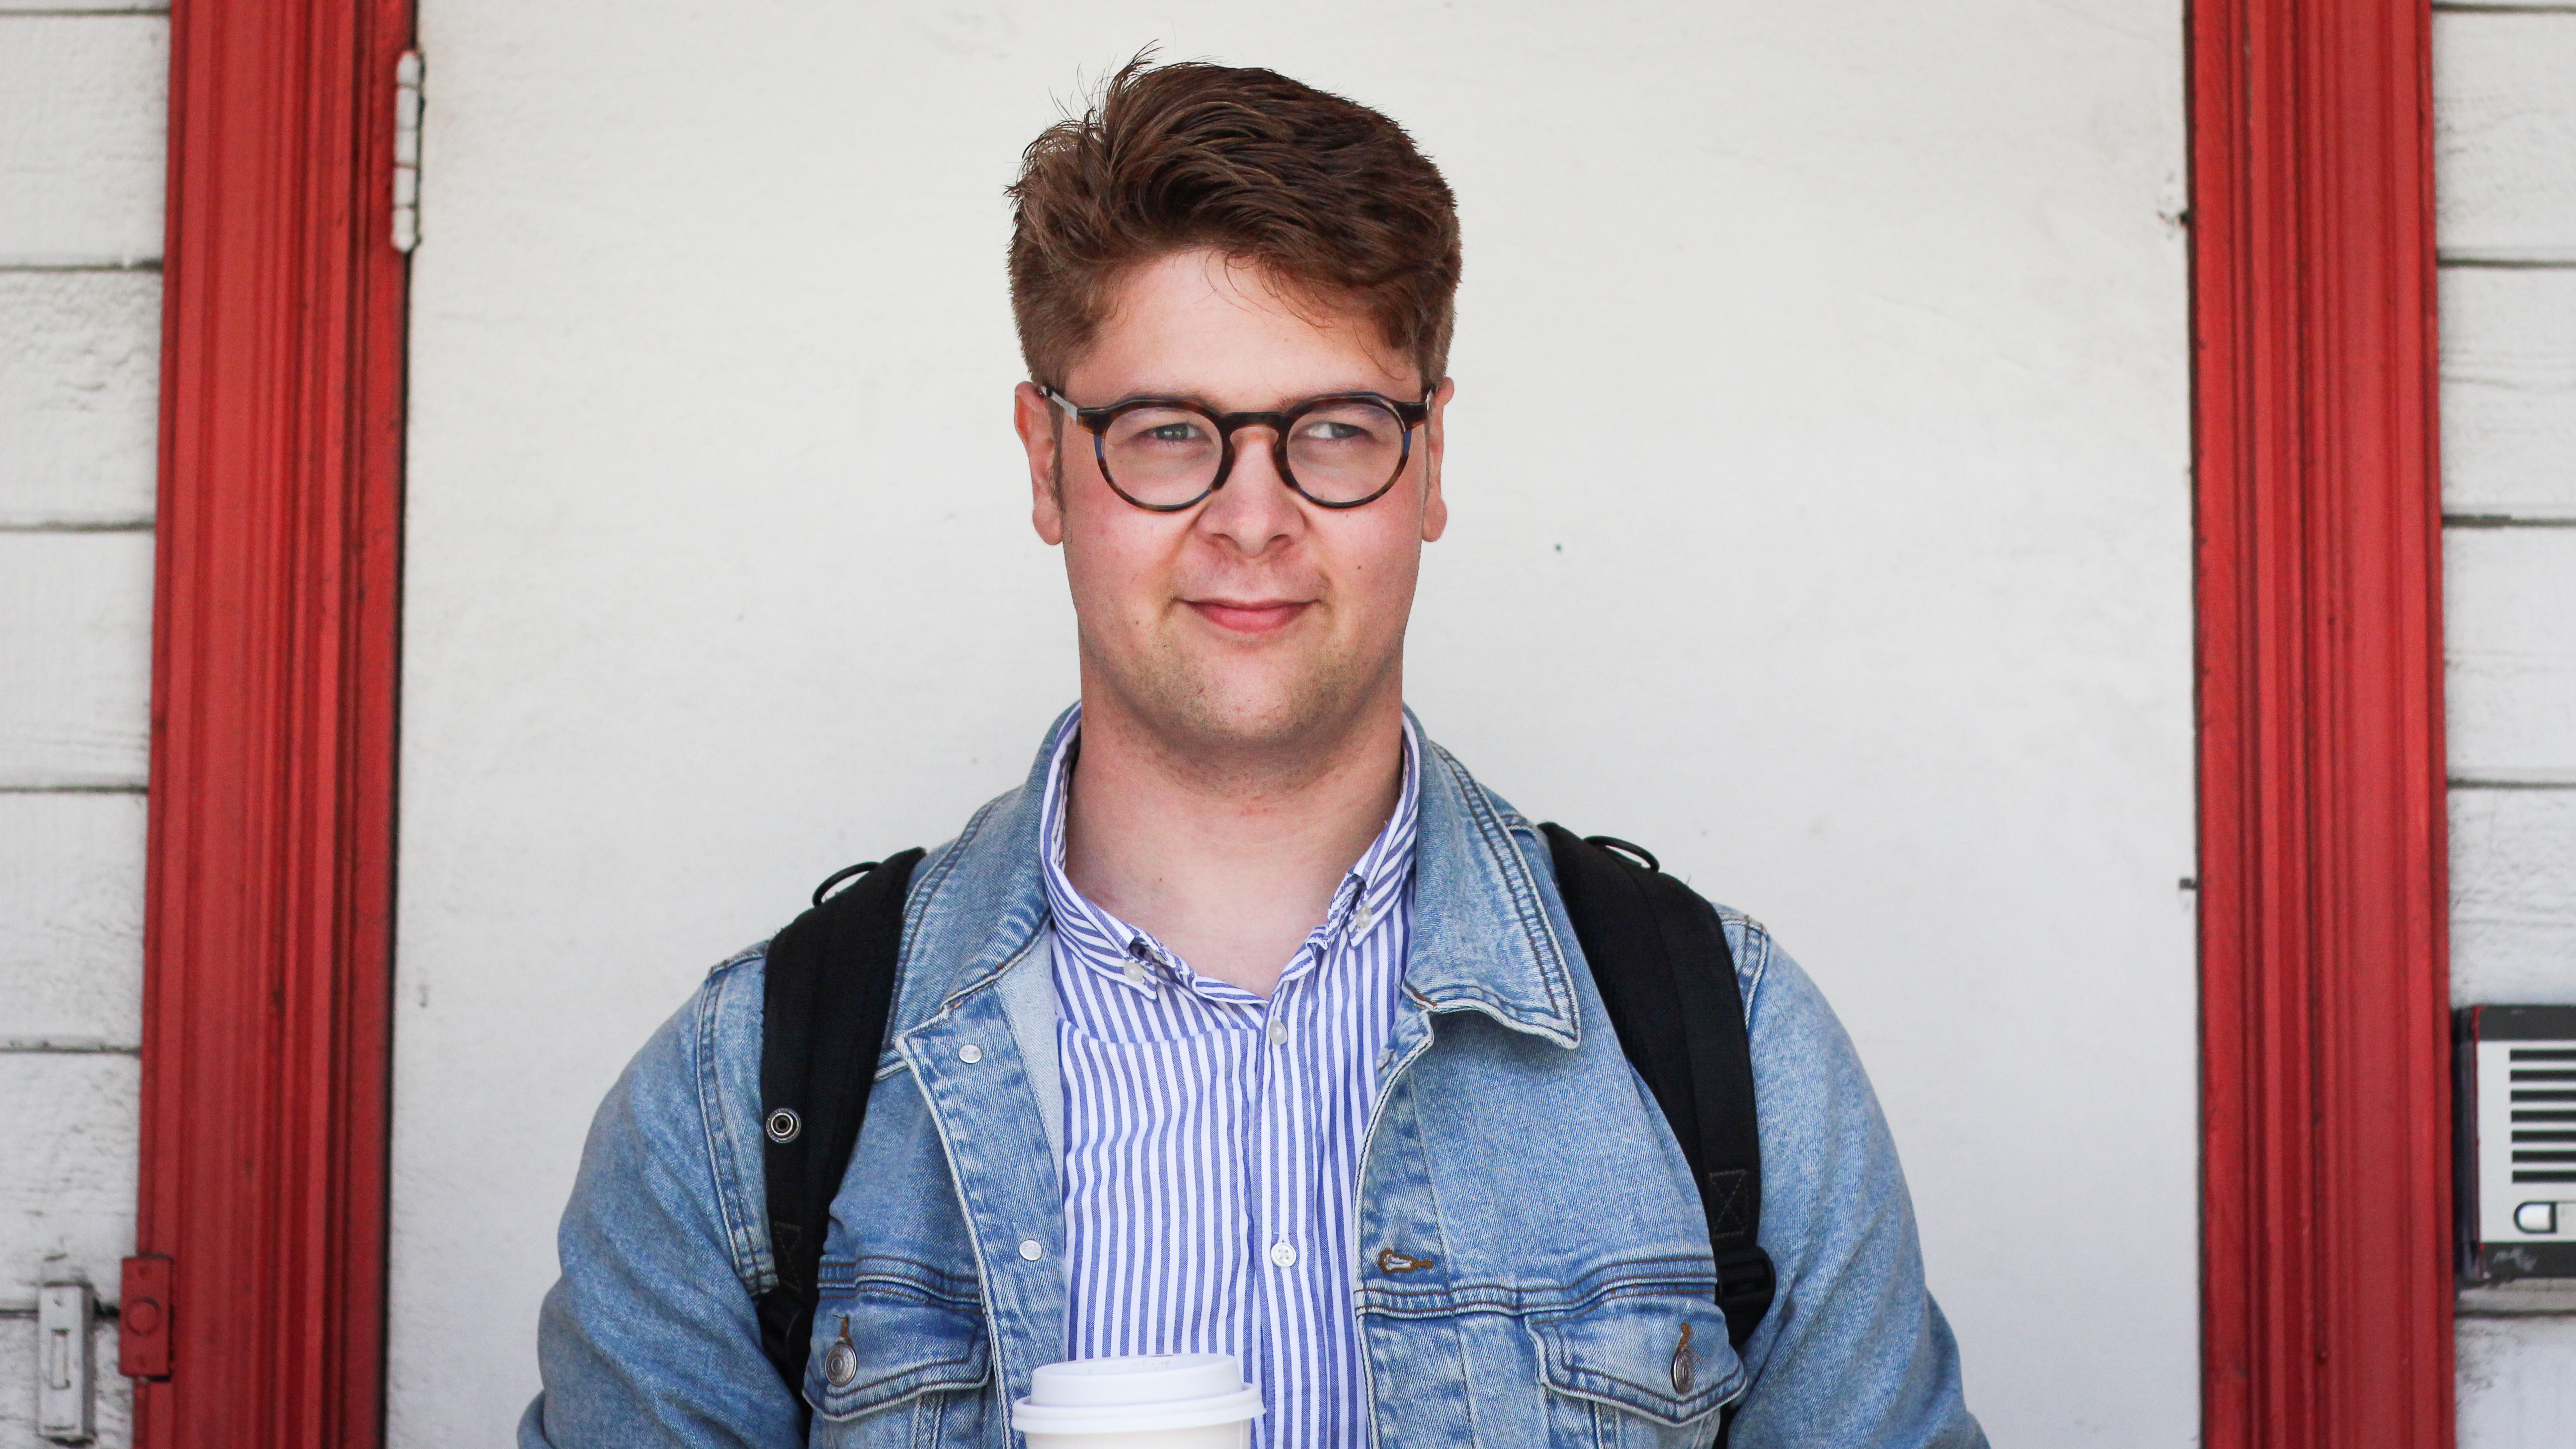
1099, 399, 1410, 507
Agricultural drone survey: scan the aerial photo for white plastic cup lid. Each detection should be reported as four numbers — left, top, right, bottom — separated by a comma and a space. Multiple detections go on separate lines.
1012, 1353, 1265, 1435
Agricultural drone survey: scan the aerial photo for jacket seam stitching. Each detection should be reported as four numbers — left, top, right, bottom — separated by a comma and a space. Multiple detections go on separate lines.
695, 964, 769, 1295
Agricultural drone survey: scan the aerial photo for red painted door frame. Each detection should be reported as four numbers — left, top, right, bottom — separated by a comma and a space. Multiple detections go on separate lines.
2190, 0, 2452, 1445
133, 0, 2450, 1442
136, 0, 412, 1444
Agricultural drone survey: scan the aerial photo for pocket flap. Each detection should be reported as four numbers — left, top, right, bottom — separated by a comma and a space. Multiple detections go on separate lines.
1528, 1294, 1744, 1428
803, 1295, 992, 1423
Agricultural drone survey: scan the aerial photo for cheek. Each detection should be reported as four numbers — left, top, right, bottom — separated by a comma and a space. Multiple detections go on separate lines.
1334, 520, 1424, 602
1060, 503, 1176, 618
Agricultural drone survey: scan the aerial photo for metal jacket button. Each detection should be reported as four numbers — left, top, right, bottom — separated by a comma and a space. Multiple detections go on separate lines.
1671, 1321, 1697, 1394
957, 1044, 982, 1063
825, 1317, 858, 1388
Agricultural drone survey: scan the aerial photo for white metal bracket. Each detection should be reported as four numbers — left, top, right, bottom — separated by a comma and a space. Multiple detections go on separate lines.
37, 1278, 95, 1443
394, 51, 423, 253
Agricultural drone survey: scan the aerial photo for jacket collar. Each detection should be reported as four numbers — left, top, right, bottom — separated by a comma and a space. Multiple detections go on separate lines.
1401, 725, 1580, 1046
887, 705, 1580, 1048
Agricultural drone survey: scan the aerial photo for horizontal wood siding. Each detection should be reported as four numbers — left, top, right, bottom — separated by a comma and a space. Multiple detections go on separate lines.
2458, 1319, 2576, 1445
2437, 0, 2576, 1442
2440, 268, 2576, 518
0, 13, 165, 265
0, 269, 161, 526
0, 792, 146, 1044
0, 6, 162, 1442
2445, 528, 2576, 778
2451, 789, 2576, 1004
0, 1054, 138, 1288
2435, 9, 2576, 262
0, 530, 153, 787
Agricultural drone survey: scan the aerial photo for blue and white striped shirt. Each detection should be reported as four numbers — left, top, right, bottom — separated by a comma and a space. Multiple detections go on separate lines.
1040, 709, 1419, 1449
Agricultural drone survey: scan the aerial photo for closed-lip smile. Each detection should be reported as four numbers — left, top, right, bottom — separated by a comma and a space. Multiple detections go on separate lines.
1186, 598, 1311, 634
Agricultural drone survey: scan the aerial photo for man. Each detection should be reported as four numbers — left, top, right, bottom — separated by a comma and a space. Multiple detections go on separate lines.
524, 58, 1983, 1449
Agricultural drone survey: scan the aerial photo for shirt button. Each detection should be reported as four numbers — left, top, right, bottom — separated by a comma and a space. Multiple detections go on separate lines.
1354, 903, 1373, 932
1267, 1019, 1288, 1046
1269, 1241, 1298, 1268
1123, 960, 1148, 986
1019, 1239, 1045, 1261
957, 1044, 982, 1064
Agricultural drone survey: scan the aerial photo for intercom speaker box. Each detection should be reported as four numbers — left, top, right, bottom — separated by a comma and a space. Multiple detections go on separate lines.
2457, 1004, 2576, 1283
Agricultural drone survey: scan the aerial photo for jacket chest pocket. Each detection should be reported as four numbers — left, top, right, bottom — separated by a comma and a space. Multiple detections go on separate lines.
803, 1285, 994, 1445
1527, 1295, 1742, 1449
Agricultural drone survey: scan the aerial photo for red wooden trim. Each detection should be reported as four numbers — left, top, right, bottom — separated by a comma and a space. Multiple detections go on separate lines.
2191, 0, 2451, 1444
139, 0, 412, 1444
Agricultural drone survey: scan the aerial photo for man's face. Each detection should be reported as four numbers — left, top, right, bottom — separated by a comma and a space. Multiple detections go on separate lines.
1015, 249, 1449, 762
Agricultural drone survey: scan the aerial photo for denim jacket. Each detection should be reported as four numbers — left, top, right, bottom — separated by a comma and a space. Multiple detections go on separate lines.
521, 716, 1985, 1448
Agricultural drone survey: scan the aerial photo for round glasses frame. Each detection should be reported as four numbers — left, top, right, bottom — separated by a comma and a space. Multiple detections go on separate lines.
1041, 386, 1435, 512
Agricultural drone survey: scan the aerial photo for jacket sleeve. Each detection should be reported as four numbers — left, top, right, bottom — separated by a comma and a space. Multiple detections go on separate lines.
519, 955, 806, 1449
1723, 928, 1988, 1449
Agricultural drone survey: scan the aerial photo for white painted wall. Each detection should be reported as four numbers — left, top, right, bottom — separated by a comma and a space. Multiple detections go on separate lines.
0, 1, 163, 1442
393, 2, 2199, 1444
2438, 5, 2576, 1443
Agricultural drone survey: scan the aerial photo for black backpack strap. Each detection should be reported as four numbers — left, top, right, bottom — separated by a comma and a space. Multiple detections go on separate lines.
1540, 824, 1776, 1363
752, 847, 925, 1415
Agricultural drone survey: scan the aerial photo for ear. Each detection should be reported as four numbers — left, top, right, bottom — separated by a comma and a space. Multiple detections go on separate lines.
1015, 382, 1066, 546
1417, 376, 1453, 543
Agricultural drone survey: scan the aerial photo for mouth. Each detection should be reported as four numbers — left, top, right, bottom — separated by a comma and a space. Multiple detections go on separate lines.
1185, 598, 1312, 635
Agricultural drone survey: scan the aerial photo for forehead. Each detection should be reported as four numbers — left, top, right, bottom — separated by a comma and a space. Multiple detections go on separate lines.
1069, 250, 1413, 403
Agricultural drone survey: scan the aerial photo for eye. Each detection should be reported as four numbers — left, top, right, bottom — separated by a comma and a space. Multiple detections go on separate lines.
1106, 407, 1216, 451
1299, 419, 1368, 443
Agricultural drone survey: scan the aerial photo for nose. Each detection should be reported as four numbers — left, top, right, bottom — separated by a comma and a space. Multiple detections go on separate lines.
1195, 427, 1304, 556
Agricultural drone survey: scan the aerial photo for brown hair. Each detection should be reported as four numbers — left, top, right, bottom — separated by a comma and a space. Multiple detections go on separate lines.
1007, 56, 1462, 392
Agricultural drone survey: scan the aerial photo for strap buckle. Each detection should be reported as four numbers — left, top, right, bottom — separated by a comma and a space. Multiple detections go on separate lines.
1713, 1244, 1776, 1347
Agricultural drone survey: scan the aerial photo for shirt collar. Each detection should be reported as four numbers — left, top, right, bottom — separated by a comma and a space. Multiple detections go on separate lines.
1036, 704, 1421, 997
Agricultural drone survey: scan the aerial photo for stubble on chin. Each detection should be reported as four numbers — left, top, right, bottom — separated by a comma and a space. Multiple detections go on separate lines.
1080, 609, 1399, 787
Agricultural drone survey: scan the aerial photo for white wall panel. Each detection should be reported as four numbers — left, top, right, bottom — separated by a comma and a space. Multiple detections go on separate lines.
2, 11, 155, 1445
0, 13, 166, 265
2441, 268, 2576, 518
0, 1053, 136, 1303
2460, 1316, 2576, 1449
396, 2, 2197, 1443
0, 531, 152, 789
0, 269, 160, 527
2451, 788, 2576, 1005
2435, 11, 2576, 260
2447, 528, 2576, 776
0, 793, 146, 1044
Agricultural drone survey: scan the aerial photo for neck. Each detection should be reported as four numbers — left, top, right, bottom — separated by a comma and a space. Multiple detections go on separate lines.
1060, 681, 1407, 998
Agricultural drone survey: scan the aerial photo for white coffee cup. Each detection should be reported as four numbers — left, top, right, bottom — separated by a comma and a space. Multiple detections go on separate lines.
1010, 1352, 1265, 1449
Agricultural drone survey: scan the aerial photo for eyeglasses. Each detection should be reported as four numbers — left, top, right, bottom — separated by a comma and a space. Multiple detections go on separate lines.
1041, 387, 1433, 512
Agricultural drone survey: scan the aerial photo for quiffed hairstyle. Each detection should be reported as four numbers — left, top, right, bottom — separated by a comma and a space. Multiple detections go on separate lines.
1007, 56, 1462, 393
